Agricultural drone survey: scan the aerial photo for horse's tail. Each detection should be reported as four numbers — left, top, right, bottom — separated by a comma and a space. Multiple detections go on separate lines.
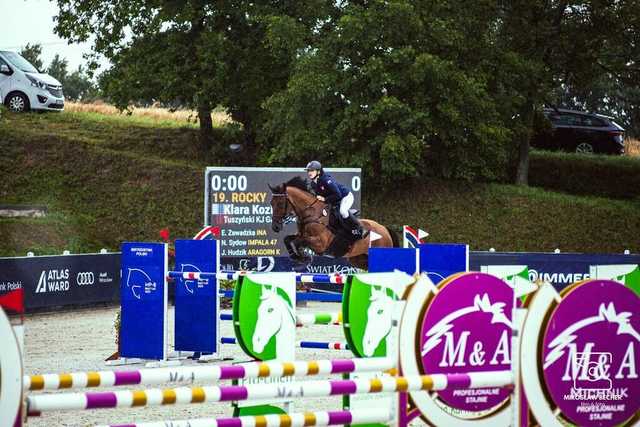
385, 225, 400, 248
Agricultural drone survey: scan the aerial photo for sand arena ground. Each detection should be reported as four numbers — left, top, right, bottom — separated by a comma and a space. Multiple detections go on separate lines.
22, 301, 374, 427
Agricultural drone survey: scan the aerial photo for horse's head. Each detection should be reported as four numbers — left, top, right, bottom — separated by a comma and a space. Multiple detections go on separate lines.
268, 183, 290, 232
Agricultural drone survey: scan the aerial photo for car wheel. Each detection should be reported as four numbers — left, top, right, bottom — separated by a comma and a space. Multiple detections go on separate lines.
575, 142, 594, 154
6, 92, 30, 112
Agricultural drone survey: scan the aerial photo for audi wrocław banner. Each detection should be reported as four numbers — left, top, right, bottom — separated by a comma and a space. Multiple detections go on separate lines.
204, 167, 362, 273
0, 253, 120, 311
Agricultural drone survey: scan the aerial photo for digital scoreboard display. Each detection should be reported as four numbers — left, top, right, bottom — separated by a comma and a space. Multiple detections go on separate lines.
204, 167, 362, 258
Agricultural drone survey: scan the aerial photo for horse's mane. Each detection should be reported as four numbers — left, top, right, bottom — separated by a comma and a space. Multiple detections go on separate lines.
272, 176, 310, 194
285, 176, 309, 192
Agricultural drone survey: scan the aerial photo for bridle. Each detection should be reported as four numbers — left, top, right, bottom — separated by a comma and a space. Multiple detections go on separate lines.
271, 189, 324, 229
271, 192, 296, 225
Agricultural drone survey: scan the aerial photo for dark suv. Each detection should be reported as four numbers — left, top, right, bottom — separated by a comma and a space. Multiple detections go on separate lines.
532, 108, 625, 155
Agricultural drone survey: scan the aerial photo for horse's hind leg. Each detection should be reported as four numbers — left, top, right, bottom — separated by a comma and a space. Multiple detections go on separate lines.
348, 254, 368, 270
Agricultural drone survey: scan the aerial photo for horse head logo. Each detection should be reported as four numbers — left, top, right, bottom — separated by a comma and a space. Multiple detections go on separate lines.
422, 293, 513, 356
179, 263, 202, 294
362, 286, 397, 357
545, 302, 640, 370
252, 285, 296, 355
125, 268, 154, 300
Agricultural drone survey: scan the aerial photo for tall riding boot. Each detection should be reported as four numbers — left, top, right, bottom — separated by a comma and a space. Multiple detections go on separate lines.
343, 214, 363, 240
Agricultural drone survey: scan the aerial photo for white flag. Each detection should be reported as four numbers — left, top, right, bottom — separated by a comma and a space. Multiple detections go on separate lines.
369, 230, 382, 247
418, 229, 429, 240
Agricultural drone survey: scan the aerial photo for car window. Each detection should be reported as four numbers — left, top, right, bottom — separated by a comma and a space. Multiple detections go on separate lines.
554, 114, 583, 126
548, 114, 561, 123
582, 116, 606, 127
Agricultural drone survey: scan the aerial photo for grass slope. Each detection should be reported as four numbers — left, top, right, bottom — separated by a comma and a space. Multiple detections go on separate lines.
1, 109, 638, 256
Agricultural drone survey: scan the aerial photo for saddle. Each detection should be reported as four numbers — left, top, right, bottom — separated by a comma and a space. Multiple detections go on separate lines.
325, 208, 366, 258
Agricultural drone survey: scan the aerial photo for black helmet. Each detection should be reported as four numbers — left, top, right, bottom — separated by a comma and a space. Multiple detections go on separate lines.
305, 160, 322, 171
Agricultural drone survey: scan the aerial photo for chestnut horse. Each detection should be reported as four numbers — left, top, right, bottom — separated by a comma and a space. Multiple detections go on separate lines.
269, 177, 398, 269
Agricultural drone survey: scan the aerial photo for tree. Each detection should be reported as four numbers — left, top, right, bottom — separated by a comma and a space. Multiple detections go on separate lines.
54, 0, 333, 153
262, 0, 511, 183
495, 0, 640, 184
20, 43, 43, 71
64, 65, 99, 101
46, 54, 69, 83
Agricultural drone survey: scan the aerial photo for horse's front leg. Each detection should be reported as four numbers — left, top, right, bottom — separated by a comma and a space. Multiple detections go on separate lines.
284, 234, 313, 264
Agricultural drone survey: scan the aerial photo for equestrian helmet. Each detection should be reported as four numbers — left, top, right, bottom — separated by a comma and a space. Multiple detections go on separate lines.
305, 160, 322, 171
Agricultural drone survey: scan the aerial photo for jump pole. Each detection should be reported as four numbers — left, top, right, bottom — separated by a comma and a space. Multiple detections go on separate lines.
219, 312, 342, 326
220, 337, 351, 350
26, 371, 514, 414
169, 271, 346, 284
97, 408, 393, 427
24, 357, 393, 391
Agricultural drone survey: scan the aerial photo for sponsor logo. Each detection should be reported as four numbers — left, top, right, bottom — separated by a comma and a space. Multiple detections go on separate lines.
98, 272, 113, 284
76, 271, 95, 286
0, 281, 22, 291
178, 263, 208, 294
239, 259, 251, 270
528, 268, 590, 285
541, 280, 640, 426
343, 273, 411, 358
125, 268, 156, 299
234, 273, 296, 361
400, 273, 514, 424
257, 256, 275, 272
420, 273, 513, 412
306, 264, 358, 274
35, 269, 70, 293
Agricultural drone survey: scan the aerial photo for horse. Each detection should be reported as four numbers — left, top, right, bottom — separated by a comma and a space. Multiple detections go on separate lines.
268, 177, 399, 270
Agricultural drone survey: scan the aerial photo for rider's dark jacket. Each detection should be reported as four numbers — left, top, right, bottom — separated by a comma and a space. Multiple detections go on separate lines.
310, 172, 350, 205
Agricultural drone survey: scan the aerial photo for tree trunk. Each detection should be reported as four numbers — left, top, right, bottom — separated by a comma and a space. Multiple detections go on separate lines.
515, 137, 530, 185
515, 102, 535, 186
198, 105, 213, 153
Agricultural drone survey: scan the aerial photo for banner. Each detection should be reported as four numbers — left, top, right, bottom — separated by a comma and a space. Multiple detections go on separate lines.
0, 252, 120, 312
471, 251, 640, 291
174, 239, 220, 355
120, 243, 167, 361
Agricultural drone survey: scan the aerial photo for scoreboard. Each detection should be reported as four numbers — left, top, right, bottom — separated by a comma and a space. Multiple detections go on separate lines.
204, 167, 362, 259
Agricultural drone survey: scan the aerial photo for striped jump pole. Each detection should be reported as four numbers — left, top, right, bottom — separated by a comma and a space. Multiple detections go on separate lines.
168, 271, 346, 284
26, 371, 514, 414
24, 357, 393, 391
97, 408, 392, 427
221, 337, 350, 350
219, 312, 342, 326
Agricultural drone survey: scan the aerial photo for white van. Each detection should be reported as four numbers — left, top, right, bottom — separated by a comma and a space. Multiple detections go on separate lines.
0, 51, 64, 112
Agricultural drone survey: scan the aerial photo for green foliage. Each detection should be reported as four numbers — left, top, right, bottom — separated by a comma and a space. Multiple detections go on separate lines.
529, 151, 640, 200
48, 0, 640, 185
19, 43, 44, 71
47, 55, 98, 101
0, 111, 638, 256
494, 0, 640, 183
56, 0, 335, 152
262, 1, 511, 183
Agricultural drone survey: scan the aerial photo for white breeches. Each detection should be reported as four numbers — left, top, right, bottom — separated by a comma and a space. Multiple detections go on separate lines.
339, 192, 354, 218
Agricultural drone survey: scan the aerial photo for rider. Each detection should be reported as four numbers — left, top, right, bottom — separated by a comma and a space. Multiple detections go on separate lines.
305, 160, 363, 239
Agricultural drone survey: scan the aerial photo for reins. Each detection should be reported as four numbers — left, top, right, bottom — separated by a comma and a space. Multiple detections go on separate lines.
274, 189, 328, 231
